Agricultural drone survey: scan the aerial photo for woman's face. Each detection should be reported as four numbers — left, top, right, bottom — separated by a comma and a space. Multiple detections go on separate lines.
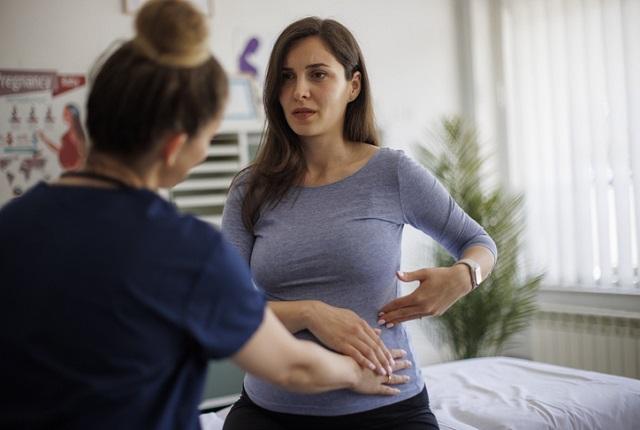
63, 107, 72, 124
278, 36, 360, 142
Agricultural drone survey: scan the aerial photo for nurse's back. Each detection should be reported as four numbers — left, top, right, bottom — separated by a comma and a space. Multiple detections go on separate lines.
0, 183, 262, 429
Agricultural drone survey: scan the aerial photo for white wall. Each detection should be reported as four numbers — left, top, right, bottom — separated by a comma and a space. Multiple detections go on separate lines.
0, 1, 133, 72
211, 0, 462, 142
0, 0, 462, 147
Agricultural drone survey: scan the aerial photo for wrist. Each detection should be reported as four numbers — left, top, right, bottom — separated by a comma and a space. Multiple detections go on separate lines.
343, 355, 362, 390
301, 300, 325, 332
454, 258, 483, 292
450, 264, 474, 294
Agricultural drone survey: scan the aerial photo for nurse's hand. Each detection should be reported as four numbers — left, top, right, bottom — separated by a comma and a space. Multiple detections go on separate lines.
378, 266, 472, 326
307, 301, 395, 376
352, 348, 413, 395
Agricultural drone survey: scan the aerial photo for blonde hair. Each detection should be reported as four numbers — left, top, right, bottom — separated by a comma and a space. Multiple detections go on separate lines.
133, 0, 211, 67
86, 0, 227, 160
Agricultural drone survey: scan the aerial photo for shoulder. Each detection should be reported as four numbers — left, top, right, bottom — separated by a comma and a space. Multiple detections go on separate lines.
227, 166, 255, 199
132, 192, 224, 259
377, 147, 434, 178
0, 183, 48, 221
169, 211, 223, 251
371, 147, 411, 164
234, 166, 254, 185
375, 148, 440, 199
366, 147, 419, 175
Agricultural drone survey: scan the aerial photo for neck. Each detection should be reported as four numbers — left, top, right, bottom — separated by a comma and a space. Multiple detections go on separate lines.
301, 134, 352, 173
82, 153, 156, 189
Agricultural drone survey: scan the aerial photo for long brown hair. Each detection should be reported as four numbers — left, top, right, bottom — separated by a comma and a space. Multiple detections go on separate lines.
239, 17, 379, 231
64, 104, 86, 145
86, 0, 228, 164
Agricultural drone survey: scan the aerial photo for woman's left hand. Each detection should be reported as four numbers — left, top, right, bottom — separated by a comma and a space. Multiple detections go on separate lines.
377, 266, 472, 326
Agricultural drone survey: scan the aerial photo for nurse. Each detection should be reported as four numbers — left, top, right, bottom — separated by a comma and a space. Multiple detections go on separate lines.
0, 3, 407, 429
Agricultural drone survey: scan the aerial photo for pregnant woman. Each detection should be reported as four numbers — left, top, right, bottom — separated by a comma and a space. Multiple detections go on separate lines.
222, 16, 497, 430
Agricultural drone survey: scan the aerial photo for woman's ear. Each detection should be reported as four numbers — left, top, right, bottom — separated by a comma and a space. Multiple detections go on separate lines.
161, 132, 188, 167
349, 71, 362, 102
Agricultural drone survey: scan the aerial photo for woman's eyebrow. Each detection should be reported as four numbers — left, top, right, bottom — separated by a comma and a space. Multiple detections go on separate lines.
305, 63, 330, 69
282, 63, 330, 71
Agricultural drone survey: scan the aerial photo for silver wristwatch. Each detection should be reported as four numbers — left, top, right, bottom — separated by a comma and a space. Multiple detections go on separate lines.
455, 258, 483, 290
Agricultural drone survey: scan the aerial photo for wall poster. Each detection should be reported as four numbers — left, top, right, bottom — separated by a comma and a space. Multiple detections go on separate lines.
0, 69, 87, 206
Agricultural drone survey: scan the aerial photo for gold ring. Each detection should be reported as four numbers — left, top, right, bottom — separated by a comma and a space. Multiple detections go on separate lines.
386, 374, 392, 383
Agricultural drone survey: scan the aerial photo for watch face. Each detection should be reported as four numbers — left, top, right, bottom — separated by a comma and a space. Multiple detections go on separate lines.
473, 266, 482, 285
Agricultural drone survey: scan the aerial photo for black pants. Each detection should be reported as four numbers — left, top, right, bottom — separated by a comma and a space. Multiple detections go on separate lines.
223, 386, 439, 430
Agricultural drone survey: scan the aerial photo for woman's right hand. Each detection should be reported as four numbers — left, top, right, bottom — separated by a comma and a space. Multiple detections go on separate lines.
351, 348, 412, 395
307, 301, 395, 376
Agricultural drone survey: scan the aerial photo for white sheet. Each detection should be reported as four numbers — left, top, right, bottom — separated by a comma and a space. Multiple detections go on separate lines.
425, 357, 640, 430
199, 410, 225, 430
200, 357, 640, 430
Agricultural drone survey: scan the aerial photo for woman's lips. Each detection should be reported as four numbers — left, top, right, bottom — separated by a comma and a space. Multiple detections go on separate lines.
292, 108, 316, 120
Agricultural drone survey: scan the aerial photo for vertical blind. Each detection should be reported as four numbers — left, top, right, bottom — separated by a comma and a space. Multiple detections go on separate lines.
500, 0, 639, 289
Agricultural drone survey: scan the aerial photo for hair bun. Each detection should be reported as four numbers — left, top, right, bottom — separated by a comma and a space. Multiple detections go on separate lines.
133, 0, 210, 68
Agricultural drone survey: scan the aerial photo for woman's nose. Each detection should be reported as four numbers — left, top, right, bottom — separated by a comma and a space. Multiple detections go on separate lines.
293, 78, 310, 100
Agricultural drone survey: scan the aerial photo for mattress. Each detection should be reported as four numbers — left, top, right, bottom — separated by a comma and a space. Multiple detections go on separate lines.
425, 357, 640, 430
200, 356, 640, 430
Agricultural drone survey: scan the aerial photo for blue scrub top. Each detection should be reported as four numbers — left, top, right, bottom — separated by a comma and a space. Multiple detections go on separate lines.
0, 183, 265, 429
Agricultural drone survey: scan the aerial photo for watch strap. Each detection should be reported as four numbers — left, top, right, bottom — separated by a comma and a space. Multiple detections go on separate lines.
455, 258, 482, 290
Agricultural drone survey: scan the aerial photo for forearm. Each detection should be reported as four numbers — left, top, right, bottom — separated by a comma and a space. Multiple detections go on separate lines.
40, 135, 59, 152
272, 300, 394, 377
232, 307, 357, 393
268, 300, 320, 333
282, 341, 359, 393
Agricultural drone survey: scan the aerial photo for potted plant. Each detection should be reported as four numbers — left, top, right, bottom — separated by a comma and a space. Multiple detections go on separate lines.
417, 116, 543, 359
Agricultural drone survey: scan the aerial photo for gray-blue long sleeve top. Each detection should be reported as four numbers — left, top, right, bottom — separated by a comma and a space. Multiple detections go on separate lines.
221, 147, 497, 416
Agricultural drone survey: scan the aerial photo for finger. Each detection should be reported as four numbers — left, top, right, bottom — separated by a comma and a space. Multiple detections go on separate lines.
392, 359, 413, 372
396, 269, 427, 283
370, 327, 395, 371
387, 373, 411, 385
393, 314, 429, 324
379, 294, 415, 316
351, 339, 387, 376
373, 385, 401, 396
386, 310, 428, 325
363, 325, 393, 373
343, 345, 377, 373
390, 349, 407, 360
380, 306, 424, 325
371, 328, 392, 356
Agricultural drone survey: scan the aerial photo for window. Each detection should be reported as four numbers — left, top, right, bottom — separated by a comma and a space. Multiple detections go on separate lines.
500, 0, 639, 290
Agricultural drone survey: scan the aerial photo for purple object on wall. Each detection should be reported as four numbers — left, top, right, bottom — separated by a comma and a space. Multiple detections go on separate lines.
239, 37, 260, 77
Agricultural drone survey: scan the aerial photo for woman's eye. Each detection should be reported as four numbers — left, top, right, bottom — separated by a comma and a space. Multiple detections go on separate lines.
282, 72, 294, 81
311, 71, 327, 80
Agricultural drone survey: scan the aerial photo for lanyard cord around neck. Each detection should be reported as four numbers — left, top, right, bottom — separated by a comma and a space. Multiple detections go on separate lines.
60, 171, 134, 189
